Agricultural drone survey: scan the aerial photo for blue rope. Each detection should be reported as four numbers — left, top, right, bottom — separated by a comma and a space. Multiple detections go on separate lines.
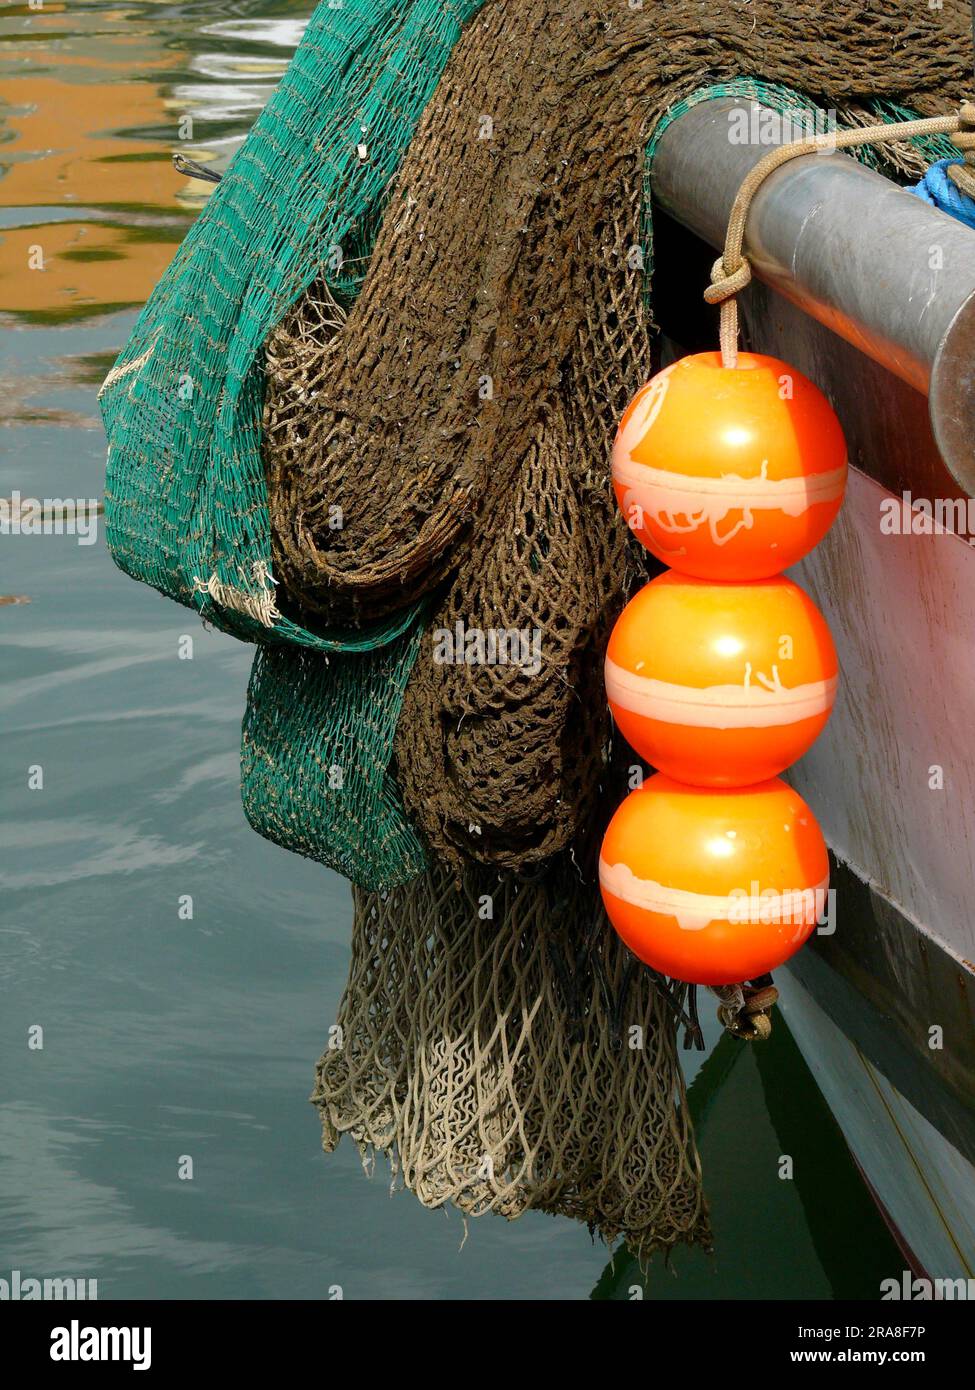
911, 159, 975, 228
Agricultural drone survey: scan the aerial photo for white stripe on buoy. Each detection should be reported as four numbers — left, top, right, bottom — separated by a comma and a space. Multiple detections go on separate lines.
599, 857, 828, 935
617, 366, 677, 442
605, 657, 837, 729
612, 455, 847, 548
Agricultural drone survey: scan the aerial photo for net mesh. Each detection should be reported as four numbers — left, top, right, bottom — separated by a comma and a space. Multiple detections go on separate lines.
100, 0, 491, 886
241, 632, 428, 891
314, 856, 708, 1258
100, 0, 484, 650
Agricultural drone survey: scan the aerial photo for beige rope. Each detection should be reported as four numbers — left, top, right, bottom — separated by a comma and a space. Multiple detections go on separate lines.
949, 99, 975, 198
713, 982, 780, 1042
705, 109, 967, 368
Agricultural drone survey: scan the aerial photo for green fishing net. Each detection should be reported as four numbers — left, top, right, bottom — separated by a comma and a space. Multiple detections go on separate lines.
241, 631, 428, 891
100, 0, 490, 885
101, 0, 484, 648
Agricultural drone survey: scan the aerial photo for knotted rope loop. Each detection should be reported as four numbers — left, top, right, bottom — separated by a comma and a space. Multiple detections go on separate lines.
713, 979, 779, 1041
708, 109, 965, 369
703, 253, 752, 304
948, 99, 975, 199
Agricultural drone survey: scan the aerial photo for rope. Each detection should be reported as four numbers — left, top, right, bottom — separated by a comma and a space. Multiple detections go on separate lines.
712, 978, 780, 1042
705, 109, 969, 368
948, 99, 975, 197
913, 158, 975, 227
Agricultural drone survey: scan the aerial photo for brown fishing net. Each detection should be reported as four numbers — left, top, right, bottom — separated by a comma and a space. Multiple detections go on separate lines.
313, 855, 708, 1258
265, 0, 968, 876
393, 185, 646, 871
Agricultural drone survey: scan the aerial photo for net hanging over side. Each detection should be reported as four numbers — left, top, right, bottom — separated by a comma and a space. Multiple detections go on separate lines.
100, 0, 487, 652
99, 0, 492, 888
96, 0, 972, 1253
314, 856, 709, 1260
263, 0, 969, 882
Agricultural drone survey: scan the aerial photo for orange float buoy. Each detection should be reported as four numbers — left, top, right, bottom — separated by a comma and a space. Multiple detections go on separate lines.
599, 775, 829, 986
605, 571, 838, 786
612, 351, 847, 580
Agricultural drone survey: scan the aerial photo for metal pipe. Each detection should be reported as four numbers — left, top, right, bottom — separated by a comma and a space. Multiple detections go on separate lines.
651, 98, 975, 491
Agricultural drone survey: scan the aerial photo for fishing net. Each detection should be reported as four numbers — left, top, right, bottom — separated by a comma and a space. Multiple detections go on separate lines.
99, 0, 968, 887
100, 0, 484, 647
314, 854, 708, 1258
264, 0, 969, 877
98, 0, 970, 1253
100, 0, 490, 886
391, 175, 647, 872
240, 631, 428, 891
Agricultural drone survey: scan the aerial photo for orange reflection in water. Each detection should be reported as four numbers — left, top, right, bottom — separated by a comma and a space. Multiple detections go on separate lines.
0, 10, 197, 319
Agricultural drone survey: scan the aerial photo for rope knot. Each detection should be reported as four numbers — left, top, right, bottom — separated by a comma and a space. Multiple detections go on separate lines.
949, 100, 975, 200
694, 105, 965, 367
952, 99, 975, 149
713, 979, 778, 1041
703, 254, 752, 305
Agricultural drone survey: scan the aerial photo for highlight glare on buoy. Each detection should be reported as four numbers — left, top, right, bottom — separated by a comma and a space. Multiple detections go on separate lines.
599, 775, 829, 986
612, 351, 847, 580
605, 570, 838, 787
